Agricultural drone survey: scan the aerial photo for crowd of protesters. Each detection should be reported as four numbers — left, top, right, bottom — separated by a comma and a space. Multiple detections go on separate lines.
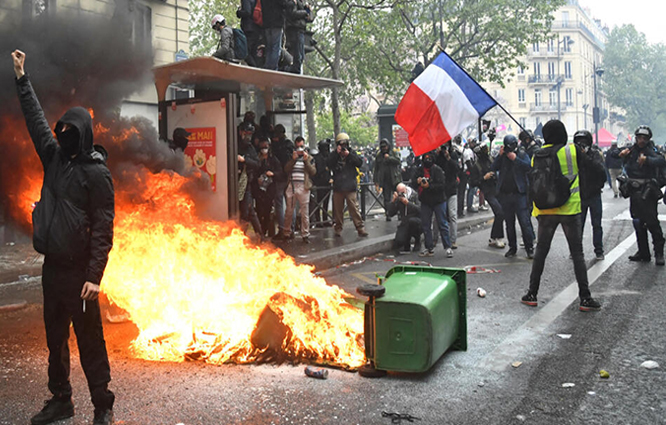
212, 0, 315, 74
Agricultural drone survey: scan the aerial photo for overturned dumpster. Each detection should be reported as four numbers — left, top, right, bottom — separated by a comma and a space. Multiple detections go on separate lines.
357, 265, 467, 377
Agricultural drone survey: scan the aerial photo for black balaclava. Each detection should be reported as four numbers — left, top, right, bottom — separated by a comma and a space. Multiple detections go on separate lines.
55, 106, 93, 159
380, 139, 389, 152
422, 154, 434, 168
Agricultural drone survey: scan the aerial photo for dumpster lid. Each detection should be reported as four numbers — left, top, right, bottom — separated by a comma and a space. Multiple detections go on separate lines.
153, 57, 344, 101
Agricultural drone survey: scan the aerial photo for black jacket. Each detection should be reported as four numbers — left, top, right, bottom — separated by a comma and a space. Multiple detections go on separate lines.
271, 137, 294, 181
239, 142, 259, 182
605, 146, 623, 169
262, 0, 288, 29
411, 164, 446, 207
470, 153, 497, 197
615, 143, 666, 180
236, 0, 261, 33
579, 147, 607, 199
285, 0, 313, 31
386, 186, 420, 223
312, 152, 331, 187
435, 148, 459, 197
16, 75, 114, 285
327, 149, 363, 192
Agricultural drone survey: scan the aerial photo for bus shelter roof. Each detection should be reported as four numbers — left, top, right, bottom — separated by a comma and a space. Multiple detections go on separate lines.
154, 57, 343, 102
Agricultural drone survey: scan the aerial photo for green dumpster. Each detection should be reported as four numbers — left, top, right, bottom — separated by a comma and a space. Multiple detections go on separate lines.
358, 265, 466, 375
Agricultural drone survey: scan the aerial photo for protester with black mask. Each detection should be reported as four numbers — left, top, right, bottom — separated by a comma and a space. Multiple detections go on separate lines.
13, 50, 115, 425
411, 151, 452, 258
373, 138, 402, 221
312, 139, 332, 226
238, 122, 262, 239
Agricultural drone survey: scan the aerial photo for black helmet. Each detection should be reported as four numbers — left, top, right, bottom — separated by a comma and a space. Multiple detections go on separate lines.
239, 121, 255, 133
573, 130, 593, 148
519, 129, 535, 144
503, 134, 518, 152
635, 125, 652, 139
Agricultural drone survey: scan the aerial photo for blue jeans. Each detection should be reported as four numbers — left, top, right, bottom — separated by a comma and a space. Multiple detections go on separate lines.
264, 27, 283, 70
499, 192, 534, 250
467, 186, 478, 210
421, 201, 451, 250
580, 194, 604, 255
286, 29, 304, 73
274, 180, 287, 229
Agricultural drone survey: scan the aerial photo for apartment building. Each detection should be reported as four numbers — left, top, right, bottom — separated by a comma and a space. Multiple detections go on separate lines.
482, 0, 620, 140
1, 0, 190, 127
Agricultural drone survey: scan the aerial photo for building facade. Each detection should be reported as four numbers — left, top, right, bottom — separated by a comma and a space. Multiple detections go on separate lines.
482, 0, 620, 140
1, 0, 190, 127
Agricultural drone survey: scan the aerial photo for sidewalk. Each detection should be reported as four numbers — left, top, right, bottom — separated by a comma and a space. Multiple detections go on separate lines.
280, 209, 495, 270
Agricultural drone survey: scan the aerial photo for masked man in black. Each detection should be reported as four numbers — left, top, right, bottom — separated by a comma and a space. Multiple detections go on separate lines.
13, 50, 116, 425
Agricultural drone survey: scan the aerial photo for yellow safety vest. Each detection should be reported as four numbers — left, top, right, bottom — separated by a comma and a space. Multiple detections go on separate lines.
532, 143, 581, 216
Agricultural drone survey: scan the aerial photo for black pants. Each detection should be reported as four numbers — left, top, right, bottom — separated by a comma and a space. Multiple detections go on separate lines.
255, 192, 274, 237
313, 187, 331, 224
528, 214, 591, 299
42, 259, 114, 411
381, 183, 396, 218
498, 192, 534, 251
393, 217, 422, 251
457, 173, 468, 215
630, 192, 665, 257
484, 193, 504, 239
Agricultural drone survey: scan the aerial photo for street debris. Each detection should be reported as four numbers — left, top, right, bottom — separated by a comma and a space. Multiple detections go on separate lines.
640, 360, 660, 370
476, 287, 487, 298
599, 370, 610, 379
465, 266, 501, 274
511, 361, 523, 368
557, 334, 572, 339
381, 411, 421, 423
561, 383, 576, 388
587, 391, 596, 395
516, 415, 526, 422
304, 366, 329, 379
335, 254, 433, 269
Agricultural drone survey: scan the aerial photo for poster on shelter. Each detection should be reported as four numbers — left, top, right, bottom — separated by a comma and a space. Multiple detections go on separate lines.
184, 127, 217, 191
392, 124, 410, 148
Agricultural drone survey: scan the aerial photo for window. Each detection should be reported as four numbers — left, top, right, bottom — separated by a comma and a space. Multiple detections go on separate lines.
565, 88, 573, 106
536, 117, 542, 127
520, 117, 527, 128
563, 36, 573, 53
547, 39, 555, 53
517, 65, 524, 75
534, 62, 541, 77
548, 62, 556, 79
562, 11, 570, 27
22, 0, 54, 19
549, 90, 557, 106
518, 89, 525, 103
532, 42, 539, 53
535, 89, 542, 106
564, 61, 572, 79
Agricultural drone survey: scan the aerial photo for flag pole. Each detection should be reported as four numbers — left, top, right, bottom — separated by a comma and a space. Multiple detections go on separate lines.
435, 44, 528, 135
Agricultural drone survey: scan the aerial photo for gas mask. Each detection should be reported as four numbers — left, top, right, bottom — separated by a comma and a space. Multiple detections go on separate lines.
57, 127, 81, 157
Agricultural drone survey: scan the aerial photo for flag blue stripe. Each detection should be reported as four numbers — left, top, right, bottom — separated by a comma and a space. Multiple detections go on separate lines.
431, 53, 496, 116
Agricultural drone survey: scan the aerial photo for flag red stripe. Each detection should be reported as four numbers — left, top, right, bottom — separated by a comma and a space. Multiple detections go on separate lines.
395, 84, 451, 156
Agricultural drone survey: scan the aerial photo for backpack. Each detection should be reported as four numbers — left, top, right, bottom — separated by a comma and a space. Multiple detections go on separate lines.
252, 0, 263, 27
232, 28, 248, 60
528, 146, 573, 209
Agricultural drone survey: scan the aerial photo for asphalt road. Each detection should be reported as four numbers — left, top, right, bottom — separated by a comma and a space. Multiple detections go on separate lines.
1, 190, 665, 424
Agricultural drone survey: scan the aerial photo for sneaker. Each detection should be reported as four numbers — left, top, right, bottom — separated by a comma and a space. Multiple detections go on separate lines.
479, 205, 489, 211
579, 298, 601, 312
412, 242, 421, 252
505, 249, 517, 258
613, 193, 618, 198
386, 216, 392, 222
419, 249, 435, 257
526, 249, 534, 259
446, 248, 453, 258
628, 252, 651, 262
302, 237, 310, 244
357, 229, 369, 237
451, 242, 458, 250
468, 207, 479, 213
521, 292, 538, 307
495, 239, 506, 248
656, 256, 665, 266
31, 397, 75, 425
595, 252, 605, 260
93, 409, 114, 425
272, 232, 288, 241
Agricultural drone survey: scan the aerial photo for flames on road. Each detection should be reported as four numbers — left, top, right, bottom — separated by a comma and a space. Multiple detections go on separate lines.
4, 115, 366, 369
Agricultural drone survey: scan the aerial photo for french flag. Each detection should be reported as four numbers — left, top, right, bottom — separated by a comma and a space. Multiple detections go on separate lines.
395, 52, 497, 156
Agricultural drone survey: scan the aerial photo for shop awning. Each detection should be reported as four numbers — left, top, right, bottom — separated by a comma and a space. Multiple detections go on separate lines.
592, 128, 617, 148
153, 57, 344, 102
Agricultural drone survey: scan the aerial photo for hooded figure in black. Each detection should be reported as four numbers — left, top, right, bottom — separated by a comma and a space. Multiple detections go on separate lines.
13, 50, 115, 425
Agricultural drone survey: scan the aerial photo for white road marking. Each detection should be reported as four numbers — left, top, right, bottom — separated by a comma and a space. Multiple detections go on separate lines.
611, 210, 666, 221
483, 233, 636, 372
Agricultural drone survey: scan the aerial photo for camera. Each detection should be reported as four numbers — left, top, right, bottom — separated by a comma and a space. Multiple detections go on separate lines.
297, 148, 305, 157
421, 177, 429, 185
397, 192, 406, 198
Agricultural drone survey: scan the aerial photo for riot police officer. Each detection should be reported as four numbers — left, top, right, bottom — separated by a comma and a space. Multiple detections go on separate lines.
617, 125, 665, 266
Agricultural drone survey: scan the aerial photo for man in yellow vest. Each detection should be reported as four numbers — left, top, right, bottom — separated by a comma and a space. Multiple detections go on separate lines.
521, 120, 602, 312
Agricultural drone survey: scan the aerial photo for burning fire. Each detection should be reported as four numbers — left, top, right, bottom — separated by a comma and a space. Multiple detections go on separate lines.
6, 116, 366, 369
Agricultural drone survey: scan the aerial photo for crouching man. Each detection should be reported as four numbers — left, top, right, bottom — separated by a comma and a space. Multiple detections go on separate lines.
387, 183, 422, 254
12, 50, 116, 425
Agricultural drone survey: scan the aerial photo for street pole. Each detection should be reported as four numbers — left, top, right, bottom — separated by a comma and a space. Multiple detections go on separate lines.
557, 38, 561, 121
593, 62, 599, 145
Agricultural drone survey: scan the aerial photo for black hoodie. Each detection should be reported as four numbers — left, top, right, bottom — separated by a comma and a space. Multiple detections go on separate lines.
16, 75, 115, 285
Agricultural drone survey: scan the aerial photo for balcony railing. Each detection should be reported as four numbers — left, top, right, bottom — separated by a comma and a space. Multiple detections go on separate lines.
528, 75, 557, 85
529, 103, 568, 113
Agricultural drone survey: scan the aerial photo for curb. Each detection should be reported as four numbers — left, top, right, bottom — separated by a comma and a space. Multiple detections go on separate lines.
0, 300, 28, 313
298, 214, 494, 271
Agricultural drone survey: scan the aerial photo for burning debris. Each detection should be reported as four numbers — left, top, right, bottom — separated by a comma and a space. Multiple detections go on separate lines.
1, 14, 366, 370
